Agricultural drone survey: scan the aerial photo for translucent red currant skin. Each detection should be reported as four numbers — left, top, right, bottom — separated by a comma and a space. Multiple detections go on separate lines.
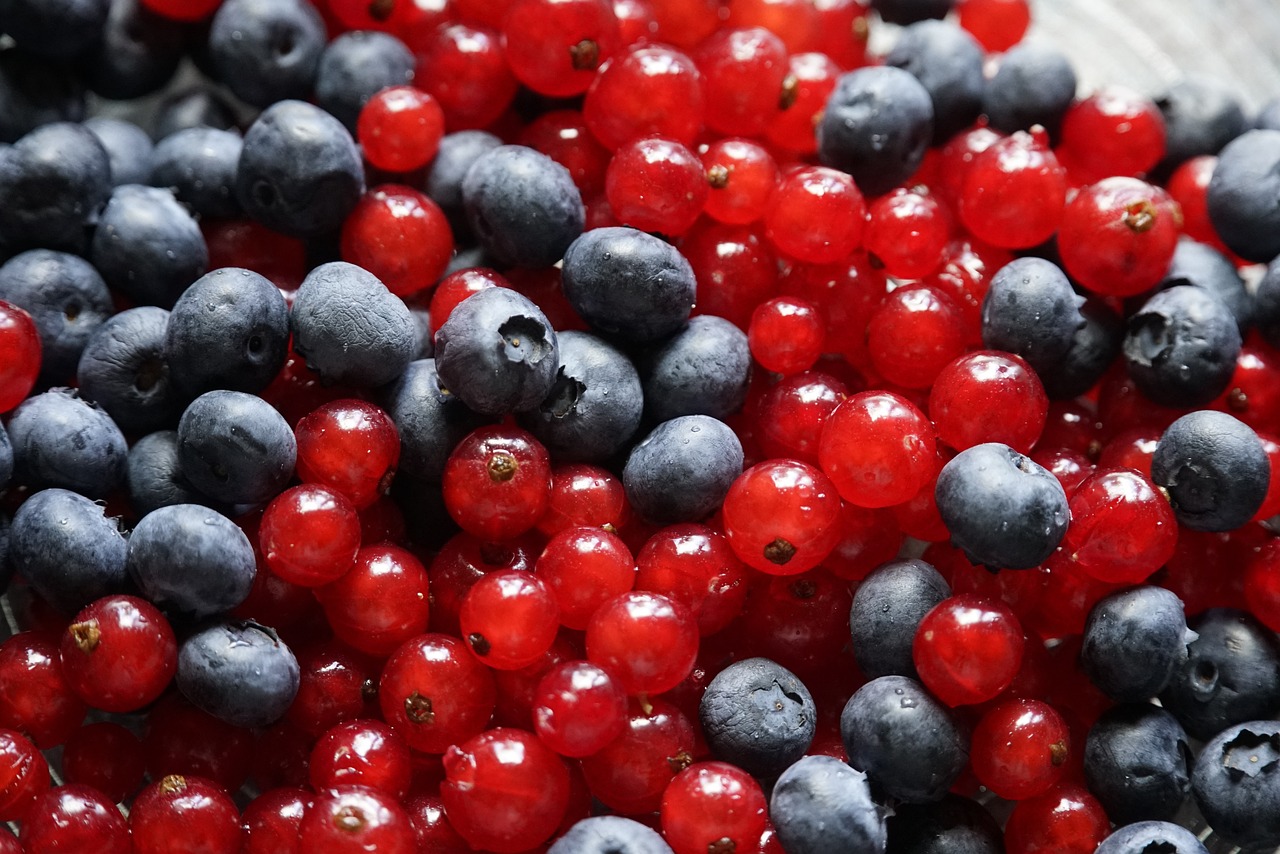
694, 26, 788, 137
0, 631, 87, 748
0, 300, 41, 413
748, 296, 825, 376
661, 761, 769, 854
1057, 177, 1181, 298
130, 775, 243, 854
61, 722, 145, 806
536, 526, 636, 630
0, 728, 49, 822
721, 459, 843, 576
532, 659, 629, 757
819, 390, 938, 509
586, 590, 700, 696
913, 594, 1026, 707
143, 695, 255, 794
634, 523, 750, 636
864, 186, 952, 280
1246, 539, 1280, 632
442, 426, 553, 542
294, 398, 401, 510
959, 129, 1067, 250
287, 640, 379, 738
606, 135, 709, 236
414, 23, 519, 131
583, 44, 705, 150
309, 719, 412, 799
768, 51, 840, 154
502, 0, 621, 98
297, 785, 417, 854
340, 185, 454, 299
1061, 467, 1178, 585
971, 698, 1071, 801
867, 283, 970, 389
1003, 782, 1110, 854
579, 697, 698, 814
378, 633, 497, 754
764, 165, 867, 265
403, 792, 470, 854
460, 569, 561, 670
259, 484, 361, 587
441, 727, 571, 853
930, 351, 1049, 454
19, 784, 131, 854
59, 595, 178, 714
519, 109, 613, 199
701, 138, 779, 225
958, 0, 1031, 51
317, 543, 430, 656
242, 787, 310, 854
357, 86, 446, 174
1057, 86, 1166, 183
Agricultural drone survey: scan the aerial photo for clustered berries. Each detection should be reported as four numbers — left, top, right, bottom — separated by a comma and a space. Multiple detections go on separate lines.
1, 0, 1279, 853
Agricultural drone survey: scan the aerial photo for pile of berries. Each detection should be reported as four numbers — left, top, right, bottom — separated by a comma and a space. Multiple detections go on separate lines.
2, 0, 1280, 852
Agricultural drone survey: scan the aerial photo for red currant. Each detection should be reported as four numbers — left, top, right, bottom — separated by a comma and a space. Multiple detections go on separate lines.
0, 300, 40, 413
340, 185, 453, 298
460, 569, 561, 670
59, 595, 177, 713
532, 660, 629, 757
586, 591, 699, 696
819, 390, 938, 508
357, 86, 445, 174
930, 351, 1048, 453
316, 543, 430, 656
914, 594, 1026, 706
764, 166, 867, 265
379, 633, 496, 754
130, 775, 242, 854
442, 425, 552, 542
971, 698, 1071, 800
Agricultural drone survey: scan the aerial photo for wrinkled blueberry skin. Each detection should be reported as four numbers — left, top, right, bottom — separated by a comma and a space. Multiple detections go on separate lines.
700, 657, 816, 780
290, 261, 416, 388
127, 431, 216, 517
518, 330, 642, 463
850, 558, 950, 680
177, 621, 300, 729
841, 675, 968, 804
90, 184, 209, 309
462, 145, 585, 269
149, 128, 243, 220
314, 31, 416, 132
562, 227, 697, 343
982, 257, 1086, 372
623, 415, 743, 524
207, 0, 327, 108
84, 118, 154, 187
235, 100, 365, 239
0, 121, 110, 254
1080, 586, 1194, 704
153, 87, 240, 141
1155, 238, 1252, 332
127, 504, 257, 618
1255, 254, 1280, 349
0, 50, 85, 144
9, 488, 127, 616
1084, 703, 1192, 826
6, 389, 127, 499
636, 315, 750, 424
770, 755, 887, 854
1207, 129, 1280, 262
0, 249, 113, 387
884, 20, 984, 143
1151, 410, 1269, 532
1124, 286, 1241, 409
1040, 297, 1124, 401
1191, 719, 1280, 850
1160, 608, 1280, 741
165, 267, 290, 398
546, 817, 674, 854
77, 306, 182, 436
79, 0, 185, 102
376, 359, 491, 483
0, 0, 109, 60
434, 286, 560, 417
1155, 76, 1249, 175
177, 390, 296, 506
885, 794, 1003, 854
818, 66, 934, 197
935, 443, 1069, 570
981, 44, 1078, 136
1094, 821, 1209, 854
426, 130, 503, 236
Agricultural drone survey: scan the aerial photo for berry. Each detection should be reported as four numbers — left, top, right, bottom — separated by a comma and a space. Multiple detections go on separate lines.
60, 595, 176, 714
913, 593, 1025, 706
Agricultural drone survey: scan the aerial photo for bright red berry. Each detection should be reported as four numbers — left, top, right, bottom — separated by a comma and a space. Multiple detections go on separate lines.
59, 595, 177, 714
357, 86, 445, 174
914, 594, 1026, 707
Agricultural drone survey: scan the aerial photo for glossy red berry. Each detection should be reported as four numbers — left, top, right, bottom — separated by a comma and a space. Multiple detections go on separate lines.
460, 570, 561, 670
693, 27, 788, 137
403, 792, 469, 854
140, 0, 222, 21
1057, 86, 1166, 183
702, 138, 779, 225
316, 543, 430, 656
1166, 155, 1232, 253
502, 0, 620, 98
914, 594, 1026, 706
19, 785, 130, 854
414, 23, 518, 130
753, 371, 849, 465
864, 186, 952, 280
143, 695, 254, 793
297, 785, 417, 854
661, 761, 769, 854
1003, 783, 1110, 854
259, 484, 361, 587
957, 0, 1031, 51
1057, 177, 1181, 297
242, 787, 309, 854
295, 399, 401, 511
958, 129, 1068, 250
130, 775, 242, 854
682, 222, 781, 330
59, 595, 177, 713
443, 426, 552, 542
340, 185, 453, 298
930, 351, 1048, 453
584, 44, 705, 150
519, 109, 613, 198
537, 464, 631, 536
748, 296, 825, 376
634, 523, 750, 636
767, 51, 840, 155
0, 631, 87, 749
971, 698, 1071, 800
606, 136, 708, 236
379, 634, 497, 754
579, 697, 697, 814
310, 719, 412, 798
1061, 468, 1178, 584
1245, 539, 1280, 633
586, 591, 699, 696
0, 728, 48, 821
357, 86, 445, 174
536, 526, 636, 630
0, 300, 40, 413
286, 640, 378, 737
764, 166, 867, 264
61, 722, 144, 806
819, 390, 938, 508
721, 459, 843, 576
532, 660, 629, 757
867, 283, 970, 389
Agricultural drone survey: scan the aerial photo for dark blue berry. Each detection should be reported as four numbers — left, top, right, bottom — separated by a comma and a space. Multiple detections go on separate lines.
84, 118, 154, 187
5, 388, 126, 498
1124, 286, 1241, 409
0, 423, 10, 491
1039, 297, 1124, 401
164, 267, 290, 398
127, 503, 256, 618
1083, 703, 1192, 825
176, 390, 296, 506
981, 44, 1077, 137
849, 558, 950, 680
77, 306, 183, 435
981, 257, 1086, 371
870, 0, 952, 25
636, 315, 750, 424
770, 755, 887, 854
290, 261, 417, 388
1257, 253, 1280, 349
153, 86, 241, 141
79, 0, 185, 101
425, 130, 503, 236
206, 0, 326, 108
1094, 821, 1208, 854
1207, 129, 1280, 262
885, 794, 1002, 854
547, 817, 674, 854
623, 415, 742, 524
314, 31, 415, 133
0, 513, 10, 594
935, 443, 1069, 571
0, 0, 109, 60
1154, 76, 1249, 175
177, 620, 300, 729
0, 121, 110, 254
8, 488, 127, 615
1156, 237, 1252, 332
517, 330, 642, 463
90, 184, 209, 309
1080, 585, 1195, 703
818, 66, 934, 197
149, 127, 243, 220
562, 227, 696, 343
127, 430, 216, 517
376, 359, 491, 483
884, 20, 984, 143
0, 49, 85, 144
699, 657, 816, 780
1150, 410, 1269, 532
1191, 720, 1280, 850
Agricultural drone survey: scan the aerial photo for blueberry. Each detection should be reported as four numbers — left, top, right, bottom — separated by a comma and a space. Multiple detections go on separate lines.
290, 261, 416, 388
0, 424, 10, 491
884, 20, 984, 143
517, 330, 643, 463
84, 117, 154, 187
461, 145, 585, 269
149, 128, 243, 220
314, 31, 416, 133
1154, 76, 1249, 175
770, 755, 887, 854
433, 286, 560, 417
981, 44, 1077, 137
127, 504, 256, 618
1160, 608, 1280, 742
375, 359, 491, 483
90, 184, 209, 309
841, 675, 968, 804
8, 488, 127, 616
1207, 129, 1280, 262
885, 793, 1002, 854
699, 657, 816, 780
0, 513, 9, 593
1150, 410, 1269, 532
153, 86, 241, 141
934, 443, 1069, 571
1155, 237, 1252, 332
177, 390, 296, 506
425, 130, 503, 236
0, 49, 85, 144
636, 315, 750, 424
1124, 286, 1241, 409
206, 0, 326, 108
849, 558, 951, 680
562, 227, 696, 343
235, 100, 365, 239
177, 620, 300, 729
1039, 297, 1124, 401
981, 257, 1086, 372
0, 249, 113, 387
1254, 253, 1280, 349
127, 431, 216, 517
869, 0, 952, 24
0, 121, 110, 253
1083, 703, 1192, 825
1257, 96, 1280, 132
1080, 585, 1195, 703
1094, 821, 1208, 854
78, 0, 185, 101
1191, 720, 1280, 850
164, 267, 289, 398
546, 816, 674, 854
818, 66, 934, 197
623, 415, 743, 524
0, 0, 109, 60
77, 306, 183, 435
6, 388, 126, 498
